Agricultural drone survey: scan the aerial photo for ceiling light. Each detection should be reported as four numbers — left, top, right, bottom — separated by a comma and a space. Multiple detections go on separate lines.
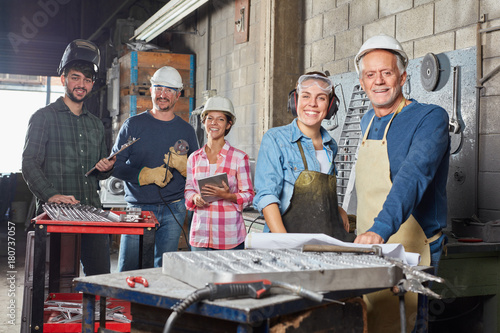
133, 0, 209, 42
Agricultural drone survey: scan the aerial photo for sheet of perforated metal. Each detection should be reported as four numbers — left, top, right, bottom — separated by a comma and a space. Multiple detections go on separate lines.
162, 248, 403, 292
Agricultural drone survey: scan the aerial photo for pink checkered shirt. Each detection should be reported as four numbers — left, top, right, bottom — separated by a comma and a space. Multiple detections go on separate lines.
185, 141, 254, 249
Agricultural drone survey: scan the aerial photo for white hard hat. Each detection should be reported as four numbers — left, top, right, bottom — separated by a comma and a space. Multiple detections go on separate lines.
201, 96, 236, 124
150, 66, 183, 90
354, 34, 408, 74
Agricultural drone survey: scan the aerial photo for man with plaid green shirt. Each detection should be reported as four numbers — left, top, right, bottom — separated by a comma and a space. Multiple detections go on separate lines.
22, 40, 115, 276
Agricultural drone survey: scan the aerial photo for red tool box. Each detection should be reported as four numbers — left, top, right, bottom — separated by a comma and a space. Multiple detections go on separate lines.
43, 293, 131, 333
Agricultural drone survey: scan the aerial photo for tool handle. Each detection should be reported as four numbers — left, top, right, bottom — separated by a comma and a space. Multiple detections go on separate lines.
208, 280, 272, 300
302, 244, 376, 254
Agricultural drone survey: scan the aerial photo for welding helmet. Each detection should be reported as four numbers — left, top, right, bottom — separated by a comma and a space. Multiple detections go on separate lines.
201, 96, 236, 124
150, 66, 184, 90
288, 72, 338, 119
58, 39, 100, 77
354, 34, 408, 74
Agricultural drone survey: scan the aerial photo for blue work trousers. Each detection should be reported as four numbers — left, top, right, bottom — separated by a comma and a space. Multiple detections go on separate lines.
117, 200, 187, 271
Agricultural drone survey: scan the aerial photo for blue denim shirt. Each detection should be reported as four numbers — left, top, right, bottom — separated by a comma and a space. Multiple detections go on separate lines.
360, 100, 450, 240
253, 119, 338, 221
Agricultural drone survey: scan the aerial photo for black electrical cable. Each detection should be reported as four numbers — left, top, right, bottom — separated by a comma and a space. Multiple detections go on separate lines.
246, 214, 264, 234
157, 151, 189, 246
163, 287, 212, 333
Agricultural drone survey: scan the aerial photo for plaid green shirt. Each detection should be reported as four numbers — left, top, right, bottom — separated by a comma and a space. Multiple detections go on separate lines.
22, 97, 111, 210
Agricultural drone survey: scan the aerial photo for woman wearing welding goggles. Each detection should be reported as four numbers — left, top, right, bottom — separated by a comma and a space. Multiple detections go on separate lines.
253, 72, 353, 241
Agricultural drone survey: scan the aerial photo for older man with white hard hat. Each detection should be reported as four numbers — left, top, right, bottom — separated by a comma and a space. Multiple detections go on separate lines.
353, 34, 450, 332
111, 66, 199, 271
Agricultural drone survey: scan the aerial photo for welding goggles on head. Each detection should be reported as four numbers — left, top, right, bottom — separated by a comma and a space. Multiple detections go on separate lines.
296, 73, 333, 95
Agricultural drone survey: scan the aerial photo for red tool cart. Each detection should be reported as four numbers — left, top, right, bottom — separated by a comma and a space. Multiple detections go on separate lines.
30, 211, 158, 333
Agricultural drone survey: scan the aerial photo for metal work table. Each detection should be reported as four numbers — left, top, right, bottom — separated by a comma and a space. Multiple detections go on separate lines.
74, 267, 373, 333
30, 211, 158, 333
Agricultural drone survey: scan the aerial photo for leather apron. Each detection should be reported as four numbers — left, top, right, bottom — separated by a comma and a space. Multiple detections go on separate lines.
355, 98, 430, 333
282, 141, 352, 242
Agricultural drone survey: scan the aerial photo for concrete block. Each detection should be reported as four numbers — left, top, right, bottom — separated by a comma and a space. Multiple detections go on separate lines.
211, 39, 222, 59
229, 50, 241, 71
239, 84, 255, 106
478, 171, 500, 209
482, 57, 500, 96
220, 73, 234, 94
337, 0, 350, 6
225, 88, 240, 108
311, 35, 335, 67
456, 25, 478, 50
334, 28, 363, 61
233, 67, 247, 88
241, 43, 257, 67
414, 32, 455, 59
480, 95, 500, 135
213, 55, 228, 77
363, 16, 396, 41
304, 14, 323, 44
214, 18, 228, 41
237, 125, 256, 147
400, 41, 412, 57
482, 0, 500, 20
379, 0, 412, 18
312, 0, 336, 17
323, 4, 349, 37
435, 0, 478, 34
414, 0, 433, 6
325, 59, 350, 76
478, 134, 500, 172
221, 36, 234, 57
247, 62, 260, 85
350, 0, 378, 28
211, 76, 220, 92
396, 3, 433, 42
483, 28, 500, 59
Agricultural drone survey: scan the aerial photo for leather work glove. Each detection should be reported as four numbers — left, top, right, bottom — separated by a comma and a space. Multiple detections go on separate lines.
164, 147, 187, 177
138, 165, 173, 187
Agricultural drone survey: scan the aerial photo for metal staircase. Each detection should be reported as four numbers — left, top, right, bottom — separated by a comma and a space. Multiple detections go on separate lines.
335, 84, 371, 206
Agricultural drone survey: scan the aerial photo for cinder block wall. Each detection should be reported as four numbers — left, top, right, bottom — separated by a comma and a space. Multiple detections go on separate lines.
173, 0, 499, 220
178, 0, 261, 161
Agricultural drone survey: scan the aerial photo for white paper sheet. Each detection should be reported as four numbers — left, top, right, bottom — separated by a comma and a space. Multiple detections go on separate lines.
245, 233, 420, 266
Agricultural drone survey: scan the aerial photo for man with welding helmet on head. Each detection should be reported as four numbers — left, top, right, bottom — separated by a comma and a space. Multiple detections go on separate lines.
112, 66, 199, 271
22, 39, 115, 276
353, 34, 450, 332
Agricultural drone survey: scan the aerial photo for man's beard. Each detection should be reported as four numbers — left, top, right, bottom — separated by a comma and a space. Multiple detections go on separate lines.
154, 97, 175, 111
66, 86, 88, 103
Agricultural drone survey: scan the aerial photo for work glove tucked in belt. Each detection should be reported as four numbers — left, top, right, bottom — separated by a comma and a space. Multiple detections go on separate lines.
164, 147, 187, 177
138, 165, 173, 187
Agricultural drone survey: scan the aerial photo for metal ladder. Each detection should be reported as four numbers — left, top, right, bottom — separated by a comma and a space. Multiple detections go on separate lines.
335, 84, 371, 206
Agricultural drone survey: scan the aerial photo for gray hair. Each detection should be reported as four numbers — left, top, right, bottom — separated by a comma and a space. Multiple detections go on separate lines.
358, 50, 406, 77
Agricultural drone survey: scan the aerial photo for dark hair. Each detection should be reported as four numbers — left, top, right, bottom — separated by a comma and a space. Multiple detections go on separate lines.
62, 61, 96, 80
202, 111, 233, 136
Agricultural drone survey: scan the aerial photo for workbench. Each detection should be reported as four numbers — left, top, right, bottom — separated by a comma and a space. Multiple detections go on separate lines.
430, 233, 500, 332
30, 211, 158, 333
74, 268, 370, 333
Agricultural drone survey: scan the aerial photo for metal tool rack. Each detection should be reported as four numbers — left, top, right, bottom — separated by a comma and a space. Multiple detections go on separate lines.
30, 211, 158, 333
